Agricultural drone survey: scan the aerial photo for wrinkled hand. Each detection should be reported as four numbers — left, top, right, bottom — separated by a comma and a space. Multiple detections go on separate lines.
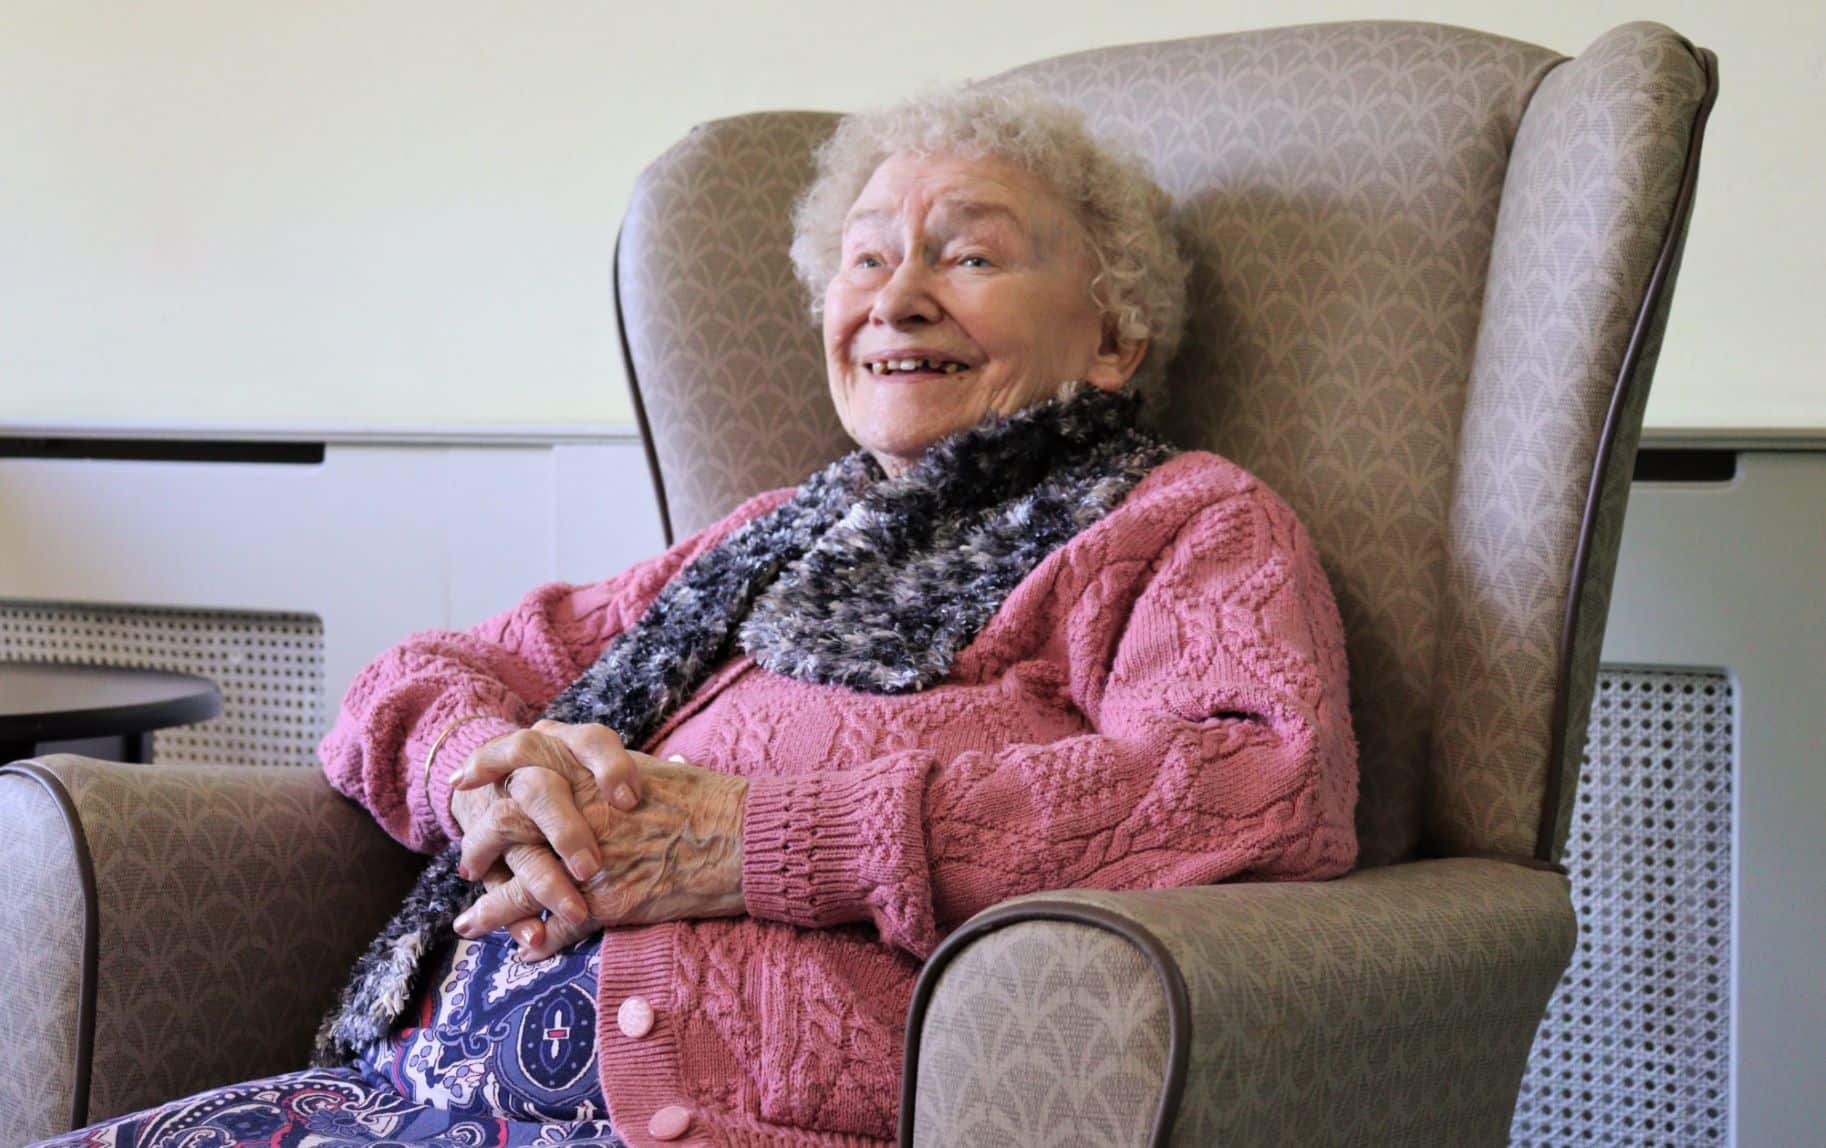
449, 720, 747, 961
446, 720, 644, 932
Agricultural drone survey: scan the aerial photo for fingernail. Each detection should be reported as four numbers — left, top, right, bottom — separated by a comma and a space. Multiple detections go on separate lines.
614, 784, 637, 809
456, 861, 472, 882
562, 896, 588, 925
511, 921, 538, 946
453, 911, 475, 937
568, 850, 600, 881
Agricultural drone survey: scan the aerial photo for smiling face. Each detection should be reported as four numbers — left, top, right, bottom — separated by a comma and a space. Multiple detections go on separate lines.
823, 151, 1146, 476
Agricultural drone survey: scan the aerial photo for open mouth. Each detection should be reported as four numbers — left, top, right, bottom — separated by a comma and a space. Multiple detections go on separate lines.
864, 357, 971, 377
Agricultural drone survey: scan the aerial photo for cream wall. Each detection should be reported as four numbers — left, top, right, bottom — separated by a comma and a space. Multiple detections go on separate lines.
1, 1, 1813, 435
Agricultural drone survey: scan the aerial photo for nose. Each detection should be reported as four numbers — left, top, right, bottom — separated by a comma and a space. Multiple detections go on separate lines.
869, 257, 941, 328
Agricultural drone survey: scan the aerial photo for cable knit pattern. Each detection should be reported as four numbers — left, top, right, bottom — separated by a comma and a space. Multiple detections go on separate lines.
318, 450, 1357, 1146
321, 509, 776, 853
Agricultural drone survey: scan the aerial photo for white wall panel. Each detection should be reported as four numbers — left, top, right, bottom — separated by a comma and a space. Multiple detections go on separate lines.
0, 439, 667, 700
1, 1, 1814, 434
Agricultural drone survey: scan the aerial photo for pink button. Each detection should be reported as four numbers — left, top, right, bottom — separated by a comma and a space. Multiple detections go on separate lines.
648, 1104, 692, 1140
617, 995, 655, 1039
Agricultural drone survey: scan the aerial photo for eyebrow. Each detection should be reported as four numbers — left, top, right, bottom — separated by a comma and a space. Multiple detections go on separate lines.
935, 200, 1024, 228
843, 199, 1026, 232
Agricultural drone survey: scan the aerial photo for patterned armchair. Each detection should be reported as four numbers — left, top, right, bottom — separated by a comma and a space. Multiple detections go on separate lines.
2, 20, 1715, 1147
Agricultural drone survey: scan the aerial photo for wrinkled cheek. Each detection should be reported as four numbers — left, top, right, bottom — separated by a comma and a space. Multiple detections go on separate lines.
823, 290, 860, 349
826, 375, 860, 437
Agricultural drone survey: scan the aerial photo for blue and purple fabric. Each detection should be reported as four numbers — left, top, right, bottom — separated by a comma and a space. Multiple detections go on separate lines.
38, 931, 626, 1147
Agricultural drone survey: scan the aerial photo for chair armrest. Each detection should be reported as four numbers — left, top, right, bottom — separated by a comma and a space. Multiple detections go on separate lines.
0, 754, 422, 1144
903, 858, 1575, 1148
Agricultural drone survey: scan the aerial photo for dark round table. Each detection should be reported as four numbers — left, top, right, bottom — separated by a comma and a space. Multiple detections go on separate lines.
0, 662, 222, 765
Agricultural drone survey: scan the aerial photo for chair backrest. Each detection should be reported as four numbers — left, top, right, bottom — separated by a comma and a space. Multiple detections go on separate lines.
615, 21, 1716, 868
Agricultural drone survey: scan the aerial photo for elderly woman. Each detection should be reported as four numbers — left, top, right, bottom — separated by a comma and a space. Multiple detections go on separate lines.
40, 85, 1357, 1148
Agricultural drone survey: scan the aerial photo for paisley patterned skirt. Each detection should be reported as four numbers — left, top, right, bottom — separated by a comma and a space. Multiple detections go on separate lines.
36, 931, 627, 1147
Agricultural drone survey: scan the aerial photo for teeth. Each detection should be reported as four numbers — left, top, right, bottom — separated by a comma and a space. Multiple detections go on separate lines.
867, 358, 968, 375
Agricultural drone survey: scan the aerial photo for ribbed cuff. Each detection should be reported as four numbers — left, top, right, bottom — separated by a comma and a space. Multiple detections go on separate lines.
740, 755, 931, 936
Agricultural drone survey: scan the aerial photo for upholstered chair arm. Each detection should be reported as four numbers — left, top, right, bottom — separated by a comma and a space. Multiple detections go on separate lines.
0, 754, 422, 1147
902, 859, 1575, 1147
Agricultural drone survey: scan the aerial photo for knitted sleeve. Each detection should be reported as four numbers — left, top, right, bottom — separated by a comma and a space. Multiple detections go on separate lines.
739, 484, 1360, 958
319, 490, 794, 853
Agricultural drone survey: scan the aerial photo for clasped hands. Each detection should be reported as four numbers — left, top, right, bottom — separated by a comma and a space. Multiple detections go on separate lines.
446, 719, 748, 961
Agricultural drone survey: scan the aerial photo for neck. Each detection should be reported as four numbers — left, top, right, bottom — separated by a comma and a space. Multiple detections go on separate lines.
871, 451, 915, 479
859, 381, 1118, 481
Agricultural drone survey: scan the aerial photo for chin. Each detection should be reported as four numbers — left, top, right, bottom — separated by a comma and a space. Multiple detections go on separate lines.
858, 432, 941, 467
846, 406, 962, 464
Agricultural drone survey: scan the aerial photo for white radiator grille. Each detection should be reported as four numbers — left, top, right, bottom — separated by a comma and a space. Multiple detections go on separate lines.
0, 600, 324, 767
1512, 668, 1734, 1146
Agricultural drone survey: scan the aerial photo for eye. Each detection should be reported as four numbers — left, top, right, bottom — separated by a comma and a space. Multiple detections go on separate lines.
854, 253, 885, 270
958, 254, 992, 269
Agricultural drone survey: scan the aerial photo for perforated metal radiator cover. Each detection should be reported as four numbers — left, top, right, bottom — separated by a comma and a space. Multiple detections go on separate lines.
1512, 667, 1734, 1146
0, 599, 324, 768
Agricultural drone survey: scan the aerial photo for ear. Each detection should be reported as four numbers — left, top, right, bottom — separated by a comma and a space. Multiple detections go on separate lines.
1083, 324, 1149, 393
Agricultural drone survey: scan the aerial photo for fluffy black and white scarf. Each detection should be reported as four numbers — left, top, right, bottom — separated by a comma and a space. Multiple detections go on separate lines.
313, 382, 1175, 1066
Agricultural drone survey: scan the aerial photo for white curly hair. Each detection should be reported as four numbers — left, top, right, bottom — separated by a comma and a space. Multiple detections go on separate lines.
789, 83, 1189, 403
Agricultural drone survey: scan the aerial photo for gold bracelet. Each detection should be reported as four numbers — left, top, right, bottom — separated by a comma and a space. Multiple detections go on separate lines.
422, 714, 490, 820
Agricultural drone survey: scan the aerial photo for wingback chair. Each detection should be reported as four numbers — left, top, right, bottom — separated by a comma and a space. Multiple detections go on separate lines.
0, 20, 1715, 1148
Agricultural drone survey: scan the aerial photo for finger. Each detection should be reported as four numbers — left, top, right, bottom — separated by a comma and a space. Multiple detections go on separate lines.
515, 910, 602, 963
456, 853, 588, 942
480, 858, 513, 893
505, 766, 602, 882
515, 843, 588, 926
476, 858, 541, 954
542, 721, 643, 811
511, 916, 547, 953
454, 879, 543, 940
450, 731, 523, 790
467, 860, 553, 950
457, 792, 543, 881
463, 843, 584, 930
453, 728, 575, 790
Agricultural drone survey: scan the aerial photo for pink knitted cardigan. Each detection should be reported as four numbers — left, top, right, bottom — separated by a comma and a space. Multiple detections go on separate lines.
319, 450, 1359, 1146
